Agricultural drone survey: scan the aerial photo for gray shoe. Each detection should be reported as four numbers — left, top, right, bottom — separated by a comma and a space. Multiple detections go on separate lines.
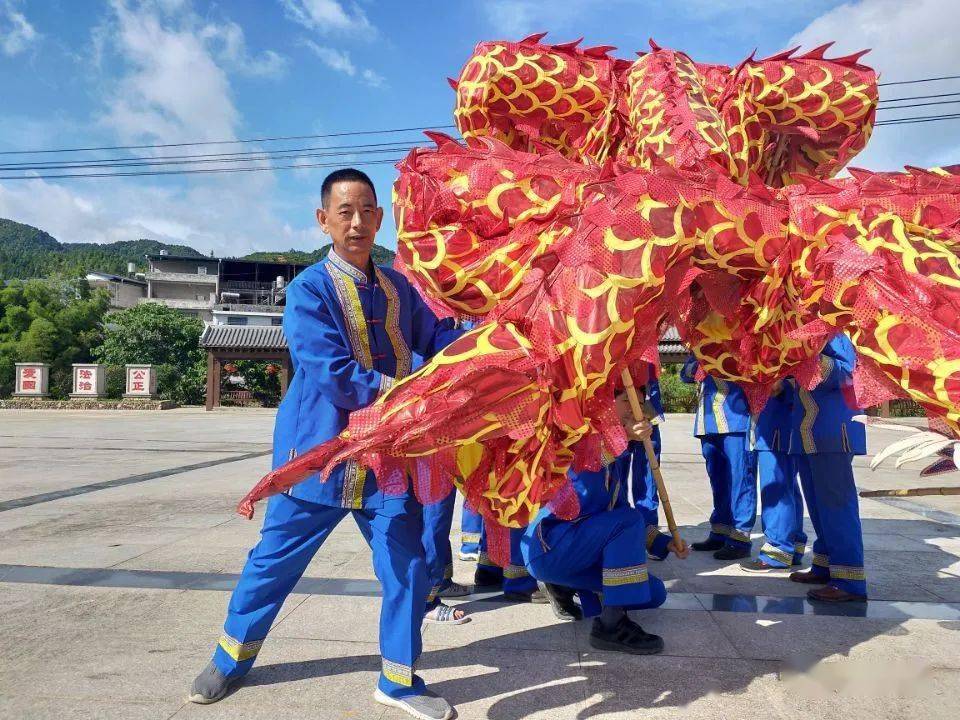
188, 661, 237, 704
373, 688, 454, 720
437, 580, 472, 598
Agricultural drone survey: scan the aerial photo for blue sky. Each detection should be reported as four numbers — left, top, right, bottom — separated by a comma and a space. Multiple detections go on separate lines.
1, 0, 958, 256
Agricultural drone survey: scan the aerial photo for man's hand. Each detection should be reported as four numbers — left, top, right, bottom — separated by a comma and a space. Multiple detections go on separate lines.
626, 417, 653, 442
668, 537, 690, 559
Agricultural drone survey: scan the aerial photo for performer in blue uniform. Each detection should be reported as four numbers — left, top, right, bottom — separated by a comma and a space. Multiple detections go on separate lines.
521, 404, 687, 650
422, 493, 471, 605
680, 355, 757, 560
626, 366, 673, 561
188, 169, 461, 720
474, 525, 546, 603
787, 334, 868, 602
740, 382, 807, 572
459, 505, 482, 561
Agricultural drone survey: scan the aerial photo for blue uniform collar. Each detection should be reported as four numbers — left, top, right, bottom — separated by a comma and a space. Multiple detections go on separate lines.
327, 248, 370, 283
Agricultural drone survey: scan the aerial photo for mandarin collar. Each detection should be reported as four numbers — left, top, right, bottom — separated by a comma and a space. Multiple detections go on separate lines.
327, 248, 371, 284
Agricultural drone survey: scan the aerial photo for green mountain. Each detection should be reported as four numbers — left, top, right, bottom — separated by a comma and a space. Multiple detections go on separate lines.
243, 243, 396, 266
0, 219, 204, 281
0, 218, 396, 281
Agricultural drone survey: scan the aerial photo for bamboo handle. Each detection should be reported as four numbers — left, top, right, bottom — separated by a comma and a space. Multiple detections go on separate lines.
860, 487, 960, 498
620, 369, 686, 553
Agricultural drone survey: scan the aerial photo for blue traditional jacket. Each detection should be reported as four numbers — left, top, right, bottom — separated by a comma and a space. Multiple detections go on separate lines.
273, 249, 460, 509
787, 334, 866, 456
646, 368, 664, 418
680, 355, 750, 436
750, 384, 795, 453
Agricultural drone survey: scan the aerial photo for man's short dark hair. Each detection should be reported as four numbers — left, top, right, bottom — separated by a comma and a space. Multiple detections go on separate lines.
321, 168, 378, 208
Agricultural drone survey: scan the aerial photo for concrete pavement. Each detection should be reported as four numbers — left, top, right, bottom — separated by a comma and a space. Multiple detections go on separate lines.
0, 408, 958, 719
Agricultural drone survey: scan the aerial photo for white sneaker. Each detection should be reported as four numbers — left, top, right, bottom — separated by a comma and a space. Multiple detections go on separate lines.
458, 551, 479, 561
373, 688, 454, 720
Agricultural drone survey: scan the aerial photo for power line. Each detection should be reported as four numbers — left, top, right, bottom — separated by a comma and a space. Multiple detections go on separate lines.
878, 75, 960, 87
0, 157, 406, 181
0, 145, 423, 172
0, 125, 458, 156
876, 99, 960, 112
879, 92, 960, 103
874, 112, 960, 126
0, 139, 425, 169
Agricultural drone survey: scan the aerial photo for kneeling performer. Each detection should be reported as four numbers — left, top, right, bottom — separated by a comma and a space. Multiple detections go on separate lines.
520, 395, 688, 653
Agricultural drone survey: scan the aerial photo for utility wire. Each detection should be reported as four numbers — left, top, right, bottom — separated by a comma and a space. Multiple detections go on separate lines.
879, 91, 960, 103
0, 157, 407, 181
874, 112, 960, 126
0, 125, 458, 156
876, 99, 960, 111
0, 139, 428, 169
878, 75, 960, 87
0, 145, 423, 172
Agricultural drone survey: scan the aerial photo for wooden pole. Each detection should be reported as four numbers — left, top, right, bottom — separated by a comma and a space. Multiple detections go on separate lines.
766, 135, 788, 187
860, 487, 960, 498
620, 369, 687, 553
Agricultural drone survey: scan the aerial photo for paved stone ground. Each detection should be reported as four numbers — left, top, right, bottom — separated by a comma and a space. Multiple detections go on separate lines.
1, 408, 959, 719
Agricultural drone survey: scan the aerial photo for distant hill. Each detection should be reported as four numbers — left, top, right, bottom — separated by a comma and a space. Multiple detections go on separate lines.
243, 243, 396, 267
0, 218, 396, 281
0, 219, 204, 281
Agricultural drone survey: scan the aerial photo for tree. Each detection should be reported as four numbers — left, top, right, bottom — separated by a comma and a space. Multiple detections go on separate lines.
0, 279, 110, 398
93, 303, 207, 404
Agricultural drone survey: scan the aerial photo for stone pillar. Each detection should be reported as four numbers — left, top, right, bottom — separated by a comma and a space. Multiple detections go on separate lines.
124, 364, 158, 398
14, 363, 49, 397
70, 364, 106, 398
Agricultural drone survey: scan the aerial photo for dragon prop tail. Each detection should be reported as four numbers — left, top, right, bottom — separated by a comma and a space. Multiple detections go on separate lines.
236, 437, 348, 519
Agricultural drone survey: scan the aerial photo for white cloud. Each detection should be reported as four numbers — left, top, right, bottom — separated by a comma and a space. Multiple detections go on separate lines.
280, 0, 374, 35
303, 39, 356, 75
0, 176, 326, 256
0, 0, 38, 56
361, 68, 385, 88
789, 0, 960, 171
201, 20, 288, 78
302, 39, 385, 87
101, 0, 240, 144
0, 0, 318, 257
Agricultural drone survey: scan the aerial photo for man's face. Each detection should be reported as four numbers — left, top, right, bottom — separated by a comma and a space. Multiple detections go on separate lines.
316, 181, 383, 262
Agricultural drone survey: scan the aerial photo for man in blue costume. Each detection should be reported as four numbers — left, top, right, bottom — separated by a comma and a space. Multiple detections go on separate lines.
459, 505, 483, 561
680, 354, 757, 560
188, 169, 463, 720
423, 494, 471, 602
786, 334, 868, 602
521, 395, 689, 648
474, 525, 547, 603
740, 382, 807, 572
626, 364, 674, 561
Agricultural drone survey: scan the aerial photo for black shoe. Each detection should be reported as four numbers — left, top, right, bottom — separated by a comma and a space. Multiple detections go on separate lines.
589, 616, 664, 655
713, 546, 751, 561
541, 582, 582, 621
473, 567, 503, 590
188, 661, 238, 704
691, 538, 725, 552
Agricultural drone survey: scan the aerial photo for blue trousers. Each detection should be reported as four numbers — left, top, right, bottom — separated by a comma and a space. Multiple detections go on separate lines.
757, 451, 807, 568
630, 427, 662, 528
629, 432, 672, 560
522, 507, 667, 616
212, 492, 429, 698
459, 505, 483, 557
797, 454, 867, 596
701, 433, 757, 549
422, 490, 456, 603
478, 525, 538, 594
